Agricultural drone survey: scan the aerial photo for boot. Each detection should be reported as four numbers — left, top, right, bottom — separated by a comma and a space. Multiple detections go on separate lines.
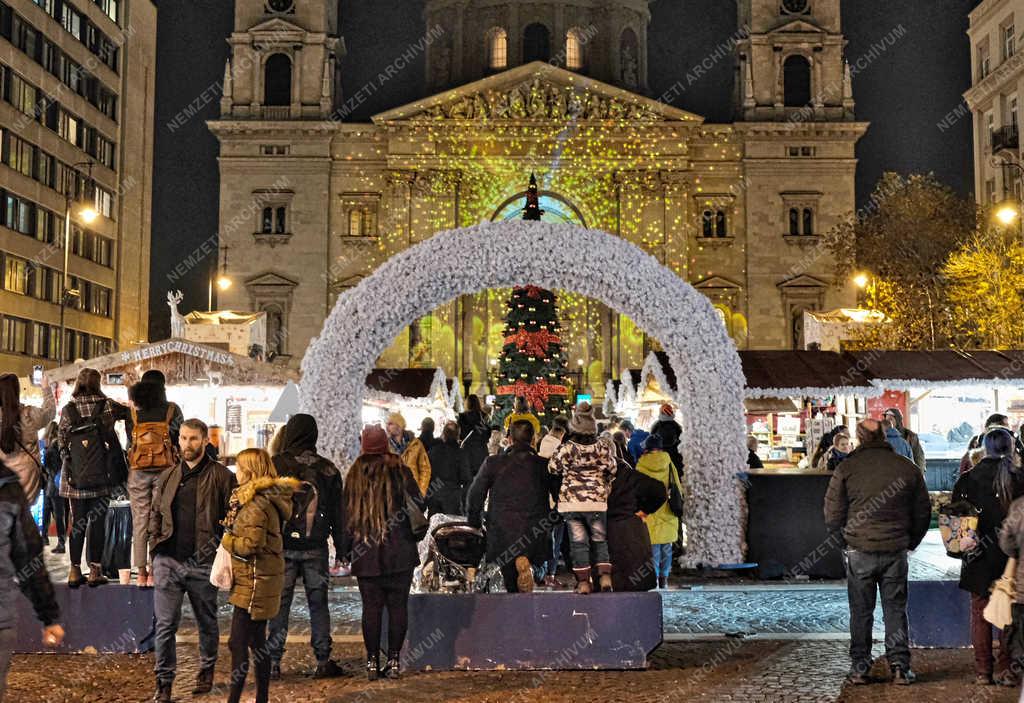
313, 659, 345, 679
152, 683, 172, 703
597, 564, 613, 592
86, 563, 108, 587
52, 540, 65, 554
514, 556, 534, 593
382, 654, 401, 680
68, 564, 85, 589
366, 656, 379, 681
573, 567, 592, 595
191, 666, 215, 694
658, 576, 668, 590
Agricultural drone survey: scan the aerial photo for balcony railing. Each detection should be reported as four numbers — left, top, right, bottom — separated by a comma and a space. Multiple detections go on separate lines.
993, 125, 1020, 153
262, 105, 291, 120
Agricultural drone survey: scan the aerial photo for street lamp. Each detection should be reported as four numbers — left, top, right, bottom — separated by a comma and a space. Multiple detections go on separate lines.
852, 273, 869, 290
208, 244, 232, 311
58, 161, 98, 366
996, 200, 1020, 226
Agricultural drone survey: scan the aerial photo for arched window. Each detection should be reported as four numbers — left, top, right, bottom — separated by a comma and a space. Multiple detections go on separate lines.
487, 27, 508, 70
620, 28, 640, 88
523, 23, 550, 63
715, 210, 727, 237
262, 304, 284, 357
264, 53, 292, 106
783, 55, 812, 107
702, 210, 714, 237
275, 206, 286, 234
789, 208, 800, 235
566, 28, 584, 70
802, 208, 814, 235
261, 207, 273, 233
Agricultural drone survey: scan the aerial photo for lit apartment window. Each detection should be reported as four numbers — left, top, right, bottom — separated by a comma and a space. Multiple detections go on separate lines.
980, 43, 992, 78
3, 255, 28, 294
2, 317, 28, 354
1005, 23, 1016, 60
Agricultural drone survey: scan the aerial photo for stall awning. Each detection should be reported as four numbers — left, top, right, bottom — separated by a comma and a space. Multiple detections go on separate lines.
46, 338, 299, 387
364, 368, 462, 412
846, 350, 1024, 389
740, 350, 876, 399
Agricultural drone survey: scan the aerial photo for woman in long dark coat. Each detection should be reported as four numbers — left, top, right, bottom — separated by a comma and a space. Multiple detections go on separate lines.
457, 395, 492, 496
607, 458, 668, 592
465, 422, 554, 592
426, 422, 470, 515
953, 427, 1024, 685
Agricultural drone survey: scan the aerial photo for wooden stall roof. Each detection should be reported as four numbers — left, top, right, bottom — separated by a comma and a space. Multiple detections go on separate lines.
845, 350, 1024, 387
739, 350, 875, 397
365, 368, 449, 399
46, 338, 299, 387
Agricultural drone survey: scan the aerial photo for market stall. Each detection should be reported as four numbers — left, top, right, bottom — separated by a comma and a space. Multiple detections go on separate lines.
362, 367, 464, 432
45, 338, 299, 459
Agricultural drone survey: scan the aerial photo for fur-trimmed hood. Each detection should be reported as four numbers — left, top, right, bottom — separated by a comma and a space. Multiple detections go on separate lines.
234, 476, 299, 518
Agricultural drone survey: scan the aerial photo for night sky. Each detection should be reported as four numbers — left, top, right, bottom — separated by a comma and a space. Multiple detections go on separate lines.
149, 0, 980, 339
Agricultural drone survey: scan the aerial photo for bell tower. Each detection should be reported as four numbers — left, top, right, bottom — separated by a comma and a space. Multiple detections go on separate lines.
220, 0, 345, 119
736, 0, 854, 121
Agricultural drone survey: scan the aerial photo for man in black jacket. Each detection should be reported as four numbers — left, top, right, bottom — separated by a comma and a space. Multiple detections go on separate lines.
824, 419, 931, 687
467, 421, 555, 593
0, 463, 63, 699
149, 419, 236, 702
267, 414, 345, 679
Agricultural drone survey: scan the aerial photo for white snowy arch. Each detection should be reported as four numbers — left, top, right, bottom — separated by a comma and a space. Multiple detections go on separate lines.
300, 220, 747, 566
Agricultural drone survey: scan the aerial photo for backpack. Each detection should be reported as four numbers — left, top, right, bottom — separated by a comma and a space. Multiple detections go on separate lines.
65, 401, 127, 490
284, 464, 321, 543
938, 499, 981, 560
128, 405, 177, 471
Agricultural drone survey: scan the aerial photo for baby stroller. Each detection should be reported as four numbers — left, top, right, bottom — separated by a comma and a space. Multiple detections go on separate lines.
420, 521, 487, 593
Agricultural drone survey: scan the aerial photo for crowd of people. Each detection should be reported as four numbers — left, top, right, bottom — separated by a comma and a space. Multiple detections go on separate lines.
0, 369, 689, 701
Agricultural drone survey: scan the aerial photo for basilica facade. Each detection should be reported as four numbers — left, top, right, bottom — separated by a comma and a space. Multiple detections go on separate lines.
208, 0, 867, 398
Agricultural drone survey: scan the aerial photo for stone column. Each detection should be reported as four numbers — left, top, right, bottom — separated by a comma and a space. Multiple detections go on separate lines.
385, 170, 415, 256
292, 47, 303, 117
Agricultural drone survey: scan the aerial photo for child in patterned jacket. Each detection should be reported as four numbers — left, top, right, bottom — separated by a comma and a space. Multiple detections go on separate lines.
549, 402, 618, 594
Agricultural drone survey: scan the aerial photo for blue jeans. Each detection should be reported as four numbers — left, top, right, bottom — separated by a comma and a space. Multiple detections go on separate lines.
652, 543, 673, 580
153, 555, 219, 686
563, 511, 609, 569
845, 549, 910, 673
268, 548, 333, 665
544, 521, 566, 576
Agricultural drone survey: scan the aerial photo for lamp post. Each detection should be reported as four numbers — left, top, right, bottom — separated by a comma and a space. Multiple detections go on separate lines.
992, 156, 1024, 237
208, 243, 231, 311
58, 161, 99, 366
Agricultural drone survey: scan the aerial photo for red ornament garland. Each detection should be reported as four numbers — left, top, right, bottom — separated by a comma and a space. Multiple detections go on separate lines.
515, 285, 545, 300
503, 328, 561, 357
496, 379, 568, 411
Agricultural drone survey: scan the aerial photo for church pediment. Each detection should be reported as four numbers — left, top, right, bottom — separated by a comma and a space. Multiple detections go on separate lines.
246, 17, 306, 43
246, 271, 299, 288
778, 274, 828, 289
694, 275, 742, 290
373, 61, 704, 125
768, 18, 828, 36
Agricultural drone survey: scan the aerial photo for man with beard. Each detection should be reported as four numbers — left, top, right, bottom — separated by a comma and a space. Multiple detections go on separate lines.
148, 419, 236, 702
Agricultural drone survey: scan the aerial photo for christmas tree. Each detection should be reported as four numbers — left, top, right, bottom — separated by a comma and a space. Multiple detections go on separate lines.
494, 175, 571, 422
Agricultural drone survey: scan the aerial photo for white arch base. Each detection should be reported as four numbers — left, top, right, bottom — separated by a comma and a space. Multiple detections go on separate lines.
300, 221, 747, 567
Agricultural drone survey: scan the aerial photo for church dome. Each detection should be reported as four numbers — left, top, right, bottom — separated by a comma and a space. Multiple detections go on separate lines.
423, 0, 651, 93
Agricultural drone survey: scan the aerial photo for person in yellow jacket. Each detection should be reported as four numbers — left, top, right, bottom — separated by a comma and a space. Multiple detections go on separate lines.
387, 412, 431, 496
503, 396, 541, 441
635, 434, 682, 590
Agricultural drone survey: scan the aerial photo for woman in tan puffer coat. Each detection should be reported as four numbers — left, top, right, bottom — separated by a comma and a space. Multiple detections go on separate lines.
220, 448, 297, 703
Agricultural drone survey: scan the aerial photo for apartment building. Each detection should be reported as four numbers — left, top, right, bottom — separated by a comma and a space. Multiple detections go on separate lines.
0, 0, 155, 377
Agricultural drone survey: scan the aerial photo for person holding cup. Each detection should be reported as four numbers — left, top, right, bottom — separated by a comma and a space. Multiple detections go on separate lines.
0, 458, 64, 700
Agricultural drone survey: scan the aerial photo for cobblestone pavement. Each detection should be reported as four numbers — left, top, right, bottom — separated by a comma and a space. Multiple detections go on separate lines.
10, 641, 1011, 703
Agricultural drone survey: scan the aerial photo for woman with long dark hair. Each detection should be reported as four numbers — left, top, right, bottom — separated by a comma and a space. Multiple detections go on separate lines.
40, 421, 68, 553
0, 371, 55, 501
57, 368, 131, 587
953, 427, 1024, 686
343, 426, 426, 681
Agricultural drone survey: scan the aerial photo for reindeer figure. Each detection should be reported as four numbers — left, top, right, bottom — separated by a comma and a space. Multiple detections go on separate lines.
167, 290, 185, 338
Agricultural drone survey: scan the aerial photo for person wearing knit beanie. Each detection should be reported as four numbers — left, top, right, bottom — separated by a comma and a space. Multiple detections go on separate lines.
361, 426, 389, 456
569, 402, 598, 436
